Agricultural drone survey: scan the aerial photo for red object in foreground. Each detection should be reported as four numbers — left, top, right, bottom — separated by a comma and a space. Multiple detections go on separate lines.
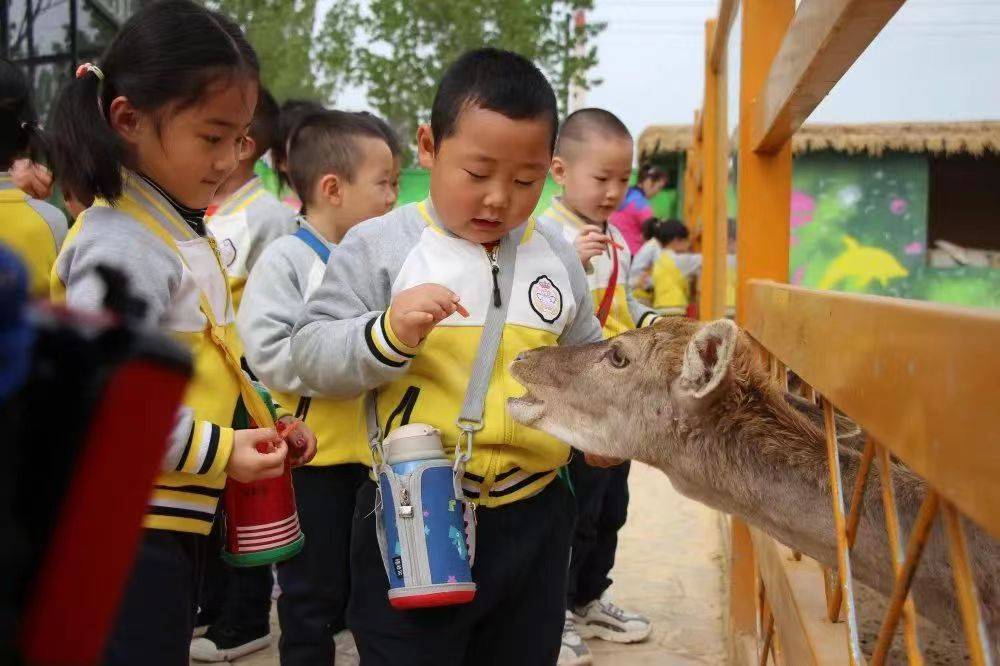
19, 359, 189, 665
389, 589, 477, 610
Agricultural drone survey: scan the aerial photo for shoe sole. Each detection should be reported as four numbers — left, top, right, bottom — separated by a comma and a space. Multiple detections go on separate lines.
190, 635, 272, 662
192, 626, 209, 638
558, 652, 593, 666
575, 622, 652, 644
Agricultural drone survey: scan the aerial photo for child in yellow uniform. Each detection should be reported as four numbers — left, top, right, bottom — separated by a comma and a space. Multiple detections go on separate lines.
291, 48, 603, 664
538, 108, 658, 664
236, 110, 397, 664
651, 219, 700, 315
48, 2, 315, 664
0, 60, 68, 298
206, 88, 298, 309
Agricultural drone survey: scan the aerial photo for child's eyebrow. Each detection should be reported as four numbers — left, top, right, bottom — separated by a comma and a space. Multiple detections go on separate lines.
204, 117, 250, 130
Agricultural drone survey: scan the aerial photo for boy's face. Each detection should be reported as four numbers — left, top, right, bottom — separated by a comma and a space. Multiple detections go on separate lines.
418, 106, 552, 244
551, 134, 633, 224
335, 137, 397, 225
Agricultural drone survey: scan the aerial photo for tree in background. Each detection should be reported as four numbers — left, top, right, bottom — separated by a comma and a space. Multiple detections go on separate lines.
354, 0, 604, 163
208, 0, 356, 103
209, 0, 603, 164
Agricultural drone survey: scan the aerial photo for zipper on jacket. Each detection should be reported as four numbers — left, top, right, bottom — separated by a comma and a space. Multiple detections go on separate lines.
486, 245, 501, 307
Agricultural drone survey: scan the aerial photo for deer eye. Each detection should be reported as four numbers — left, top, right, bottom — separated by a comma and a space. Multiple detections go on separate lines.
606, 346, 629, 369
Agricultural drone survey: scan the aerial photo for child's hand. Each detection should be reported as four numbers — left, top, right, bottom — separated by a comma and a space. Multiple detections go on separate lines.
584, 452, 625, 468
389, 283, 468, 348
12, 159, 53, 200
227, 428, 288, 482
277, 416, 318, 467
575, 225, 614, 269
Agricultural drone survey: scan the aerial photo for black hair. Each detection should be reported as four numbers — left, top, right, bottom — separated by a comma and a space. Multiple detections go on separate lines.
0, 58, 47, 169
654, 218, 689, 246
638, 163, 668, 185
555, 107, 631, 158
431, 48, 558, 154
49, 0, 259, 203
273, 99, 325, 186
640, 216, 660, 243
355, 111, 402, 159
248, 87, 280, 160
287, 109, 390, 204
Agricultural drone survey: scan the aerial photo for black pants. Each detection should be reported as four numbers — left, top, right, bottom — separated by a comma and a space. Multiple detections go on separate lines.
566, 455, 631, 609
104, 529, 206, 666
347, 478, 575, 666
199, 513, 273, 634
277, 463, 369, 665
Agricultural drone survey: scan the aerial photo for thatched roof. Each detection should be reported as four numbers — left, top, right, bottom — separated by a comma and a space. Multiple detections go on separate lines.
639, 121, 1000, 158
637, 124, 693, 157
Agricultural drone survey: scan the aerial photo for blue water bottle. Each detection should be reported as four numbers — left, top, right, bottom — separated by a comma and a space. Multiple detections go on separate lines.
377, 423, 476, 609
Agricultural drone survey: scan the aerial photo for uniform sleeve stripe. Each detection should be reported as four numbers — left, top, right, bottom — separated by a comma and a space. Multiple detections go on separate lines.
379, 310, 417, 358
364, 316, 407, 368
196, 425, 221, 475
637, 311, 661, 328
174, 423, 195, 472
188, 422, 213, 474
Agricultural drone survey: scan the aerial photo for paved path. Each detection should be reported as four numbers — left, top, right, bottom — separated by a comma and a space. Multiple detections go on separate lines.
197, 462, 728, 665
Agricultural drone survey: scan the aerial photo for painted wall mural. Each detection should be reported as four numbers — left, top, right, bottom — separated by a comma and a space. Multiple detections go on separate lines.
790, 151, 999, 309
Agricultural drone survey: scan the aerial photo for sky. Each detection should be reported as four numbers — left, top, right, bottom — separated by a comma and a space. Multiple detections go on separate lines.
331, 0, 1000, 139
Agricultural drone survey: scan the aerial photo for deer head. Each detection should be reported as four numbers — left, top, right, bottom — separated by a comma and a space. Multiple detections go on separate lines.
508, 317, 749, 467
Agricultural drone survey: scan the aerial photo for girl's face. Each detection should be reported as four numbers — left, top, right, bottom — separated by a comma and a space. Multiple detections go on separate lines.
111, 78, 258, 209
641, 176, 668, 199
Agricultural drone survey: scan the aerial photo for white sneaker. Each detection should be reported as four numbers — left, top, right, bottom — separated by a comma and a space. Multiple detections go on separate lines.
558, 612, 593, 665
334, 629, 360, 665
572, 595, 652, 644
189, 625, 272, 662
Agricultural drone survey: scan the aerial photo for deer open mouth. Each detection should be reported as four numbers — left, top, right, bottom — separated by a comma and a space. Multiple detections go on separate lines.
507, 392, 545, 426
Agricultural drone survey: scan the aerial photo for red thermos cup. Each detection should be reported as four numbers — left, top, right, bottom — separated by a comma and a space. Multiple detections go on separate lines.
222, 388, 304, 567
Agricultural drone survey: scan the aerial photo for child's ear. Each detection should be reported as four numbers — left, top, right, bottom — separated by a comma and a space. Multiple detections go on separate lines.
239, 135, 257, 162
108, 96, 143, 144
550, 156, 568, 186
416, 124, 435, 169
317, 173, 342, 206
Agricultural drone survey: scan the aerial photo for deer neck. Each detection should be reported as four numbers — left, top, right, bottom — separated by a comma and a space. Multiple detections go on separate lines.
652, 377, 853, 563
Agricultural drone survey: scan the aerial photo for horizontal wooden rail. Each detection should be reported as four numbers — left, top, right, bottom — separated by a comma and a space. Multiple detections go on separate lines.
710, 0, 739, 73
752, 0, 906, 153
744, 280, 1000, 540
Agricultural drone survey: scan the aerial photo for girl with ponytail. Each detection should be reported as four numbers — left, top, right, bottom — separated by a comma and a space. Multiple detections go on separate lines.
49, 2, 316, 663
608, 163, 669, 254
0, 58, 68, 297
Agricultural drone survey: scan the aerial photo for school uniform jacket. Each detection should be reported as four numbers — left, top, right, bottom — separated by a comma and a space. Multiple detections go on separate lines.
52, 172, 274, 535
291, 200, 603, 507
539, 198, 661, 338
206, 175, 298, 309
0, 172, 69, 298
237, 219, 368, 468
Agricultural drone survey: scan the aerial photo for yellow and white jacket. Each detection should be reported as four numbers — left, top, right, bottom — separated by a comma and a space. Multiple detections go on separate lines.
206, 176, 298, 309
291, 200, 603, 507
0, 171, 68, 298
237, 219, 368, 468
539, 198, 661, 338
52, 172, 274, 535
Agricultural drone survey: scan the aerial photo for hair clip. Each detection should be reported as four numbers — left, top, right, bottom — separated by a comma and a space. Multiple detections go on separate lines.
75, 63, 105, 81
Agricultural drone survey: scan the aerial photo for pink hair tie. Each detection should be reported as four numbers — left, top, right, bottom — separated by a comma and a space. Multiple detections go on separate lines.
75, 63, 105, 81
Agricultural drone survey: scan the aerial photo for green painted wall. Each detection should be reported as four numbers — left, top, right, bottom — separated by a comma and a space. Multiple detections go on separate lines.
789, 151, 999, 309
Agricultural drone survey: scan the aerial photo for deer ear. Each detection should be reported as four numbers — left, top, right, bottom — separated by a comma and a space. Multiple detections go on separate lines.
679, 319, 738, 400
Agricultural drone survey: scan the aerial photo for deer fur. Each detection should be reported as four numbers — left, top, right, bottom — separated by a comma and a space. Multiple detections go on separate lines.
508, 317, 998, 654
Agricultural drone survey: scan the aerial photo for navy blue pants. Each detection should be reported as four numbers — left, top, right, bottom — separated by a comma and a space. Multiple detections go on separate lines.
199, 514, 272, 635
277, 463, 369, 665
104, 529, 206, 666
347, 478, 575, 665
566, 455, 631, 608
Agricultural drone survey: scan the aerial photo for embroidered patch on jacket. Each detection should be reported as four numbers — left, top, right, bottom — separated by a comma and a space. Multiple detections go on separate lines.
528, 275, 563, 323
219, 238, 238, 268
